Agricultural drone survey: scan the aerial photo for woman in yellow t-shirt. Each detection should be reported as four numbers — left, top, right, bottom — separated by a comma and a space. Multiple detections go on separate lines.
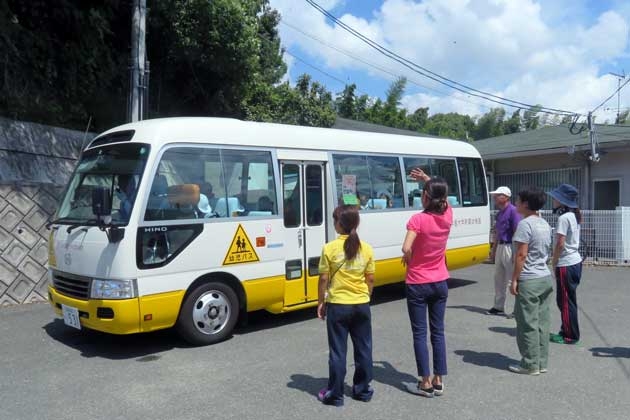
317, 205, 375, 407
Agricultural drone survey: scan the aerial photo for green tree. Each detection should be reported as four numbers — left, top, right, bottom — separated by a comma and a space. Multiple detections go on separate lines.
424, 113, 475, 140
354, 94, 371, 121
148, 0, 285, 119
615, 110, 629, 125
523, 104, 542, 130
381, 77, 407, 128
474, 107, 506, 140
504, 109, 522, 134
406, 107, 429, 132
0, 0, 128, 130
336, 84, 357, 119
244, 74, 336, 127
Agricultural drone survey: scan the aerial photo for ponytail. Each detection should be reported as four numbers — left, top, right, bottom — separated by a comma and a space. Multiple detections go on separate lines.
573, 208, 582, 225
333, 205, 362, 260
423, 177, 449, 215
554, 205, 582, 224
344, 228, 361, 261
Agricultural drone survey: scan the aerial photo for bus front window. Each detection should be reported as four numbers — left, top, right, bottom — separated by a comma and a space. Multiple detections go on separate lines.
56, 143, 150, 226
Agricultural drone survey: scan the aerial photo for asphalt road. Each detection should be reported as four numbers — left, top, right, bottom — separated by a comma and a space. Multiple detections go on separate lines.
1, 264, 629, 420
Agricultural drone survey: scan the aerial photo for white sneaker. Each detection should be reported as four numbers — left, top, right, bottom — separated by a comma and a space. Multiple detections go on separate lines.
508, 364, 540, 375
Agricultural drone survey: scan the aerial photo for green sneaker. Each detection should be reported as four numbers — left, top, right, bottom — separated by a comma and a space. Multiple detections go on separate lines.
550, 333, 579, 345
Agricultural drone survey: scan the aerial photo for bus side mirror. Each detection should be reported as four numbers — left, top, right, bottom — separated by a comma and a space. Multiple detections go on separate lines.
92, 187, 112, 217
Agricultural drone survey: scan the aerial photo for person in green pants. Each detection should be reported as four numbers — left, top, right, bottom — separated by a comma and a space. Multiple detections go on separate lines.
508, 187, 553, 375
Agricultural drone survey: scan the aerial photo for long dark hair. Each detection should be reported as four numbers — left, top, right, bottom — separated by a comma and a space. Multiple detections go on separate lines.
423, 177, 449, 214
333, 205, 361, 260
554, 206, 582, 224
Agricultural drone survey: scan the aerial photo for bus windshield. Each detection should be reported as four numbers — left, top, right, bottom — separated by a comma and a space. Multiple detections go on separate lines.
56, 143, 150, 226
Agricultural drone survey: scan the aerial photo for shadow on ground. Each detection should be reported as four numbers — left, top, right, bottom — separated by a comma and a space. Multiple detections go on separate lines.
454, 349, 518, 370
590, 347, 630, 358
447, 305, 488, 315
489, 326, 516, 337
286, 360, 417, 398
44, 279, 478, 359
43, 319, 187, 360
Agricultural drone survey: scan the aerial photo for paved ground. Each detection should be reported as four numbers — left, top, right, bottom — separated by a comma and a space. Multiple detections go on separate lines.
1, 264, 629, 420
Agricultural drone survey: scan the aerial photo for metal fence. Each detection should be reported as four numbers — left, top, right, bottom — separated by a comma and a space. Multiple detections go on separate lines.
494, 168, 582, 210
490, 208, 630, 266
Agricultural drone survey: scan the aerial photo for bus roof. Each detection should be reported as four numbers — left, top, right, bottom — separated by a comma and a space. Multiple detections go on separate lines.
91, 117, 482, 158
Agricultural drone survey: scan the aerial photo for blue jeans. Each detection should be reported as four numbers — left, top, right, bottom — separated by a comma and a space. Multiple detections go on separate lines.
326, 303, 373, 403
406, 281, 448, 377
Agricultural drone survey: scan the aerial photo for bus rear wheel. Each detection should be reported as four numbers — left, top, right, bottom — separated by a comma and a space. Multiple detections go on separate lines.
176, 282, 239, 346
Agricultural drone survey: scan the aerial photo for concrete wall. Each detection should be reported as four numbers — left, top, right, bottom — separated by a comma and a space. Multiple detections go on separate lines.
0, 117, 91, 305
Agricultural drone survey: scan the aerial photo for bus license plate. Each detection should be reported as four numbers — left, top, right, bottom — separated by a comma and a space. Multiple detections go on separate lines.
61, 304, 81, 330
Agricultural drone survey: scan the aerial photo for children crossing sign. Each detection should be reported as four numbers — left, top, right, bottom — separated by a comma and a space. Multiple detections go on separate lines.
223, 224, 260, 265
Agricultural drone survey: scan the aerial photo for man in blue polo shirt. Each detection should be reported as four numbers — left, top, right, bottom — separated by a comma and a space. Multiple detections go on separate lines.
487, 186, 521, 316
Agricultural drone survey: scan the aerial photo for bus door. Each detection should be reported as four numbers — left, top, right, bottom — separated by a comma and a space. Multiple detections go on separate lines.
280, 161, 327, 306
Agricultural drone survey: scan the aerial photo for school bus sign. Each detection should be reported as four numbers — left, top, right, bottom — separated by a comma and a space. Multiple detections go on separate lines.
222, 224, 260, 265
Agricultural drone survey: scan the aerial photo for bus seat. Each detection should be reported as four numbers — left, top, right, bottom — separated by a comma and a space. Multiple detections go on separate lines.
248, 211, 272, 216
367, 198, 387, 210
447, 195, 459, 206
145, 175, 169, 219
215, 197, 245, 217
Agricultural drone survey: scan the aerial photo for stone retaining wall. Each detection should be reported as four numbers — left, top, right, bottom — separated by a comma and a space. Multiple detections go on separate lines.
0, 117, 93, 305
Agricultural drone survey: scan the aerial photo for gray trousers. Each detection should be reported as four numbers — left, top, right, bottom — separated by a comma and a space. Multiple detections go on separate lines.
514, 276, 553, 371
493, 243, 514, 312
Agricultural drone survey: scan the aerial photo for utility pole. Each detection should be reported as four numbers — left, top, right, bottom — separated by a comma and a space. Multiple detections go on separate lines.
128, 0, 147, 122
609, 71, 626, 124
587, 111, 599, 163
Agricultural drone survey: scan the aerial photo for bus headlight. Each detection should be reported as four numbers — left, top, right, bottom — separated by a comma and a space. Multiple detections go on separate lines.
91, 279, 137, 299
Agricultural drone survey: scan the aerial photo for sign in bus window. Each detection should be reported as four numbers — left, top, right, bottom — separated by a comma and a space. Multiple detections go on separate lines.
333, 154, 403, 210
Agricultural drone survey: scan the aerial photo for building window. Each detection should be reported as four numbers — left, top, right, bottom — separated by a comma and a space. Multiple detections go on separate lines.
593, 180, 620, 210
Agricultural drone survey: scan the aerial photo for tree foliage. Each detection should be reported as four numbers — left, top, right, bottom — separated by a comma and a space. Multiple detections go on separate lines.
1, 0, 128, 130
243, 74, 336, 127
334, 77, 558, 140
1, 0, 302, 130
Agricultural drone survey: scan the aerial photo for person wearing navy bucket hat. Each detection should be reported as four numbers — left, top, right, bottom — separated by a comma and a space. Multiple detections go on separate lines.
548, 184, 583, 345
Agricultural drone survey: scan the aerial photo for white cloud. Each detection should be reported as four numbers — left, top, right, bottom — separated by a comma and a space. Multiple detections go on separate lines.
270, 0, 630, 118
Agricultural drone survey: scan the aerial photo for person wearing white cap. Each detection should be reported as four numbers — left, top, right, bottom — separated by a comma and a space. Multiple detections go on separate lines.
197, 194, 214, 218
486, 186, 521, 316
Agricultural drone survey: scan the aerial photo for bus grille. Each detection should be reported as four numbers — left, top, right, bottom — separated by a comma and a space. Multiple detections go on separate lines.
52, 271, 91, 300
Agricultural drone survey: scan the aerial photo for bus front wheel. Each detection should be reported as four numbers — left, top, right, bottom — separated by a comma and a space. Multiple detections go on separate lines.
176, 282, 239, 345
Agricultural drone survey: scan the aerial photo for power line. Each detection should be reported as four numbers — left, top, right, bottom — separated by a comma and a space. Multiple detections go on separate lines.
304, 0, 579, 117
284, 49, 349, 87
591, 76, 630, 113
280, 20, 500, 113
257, 30, 367, 95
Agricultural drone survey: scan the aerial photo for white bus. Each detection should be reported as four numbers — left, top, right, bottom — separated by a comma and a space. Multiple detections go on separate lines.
47, 117, 490, 345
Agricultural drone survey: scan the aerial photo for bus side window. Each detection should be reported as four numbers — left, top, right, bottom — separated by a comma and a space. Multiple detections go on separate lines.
457, 157, 487, 206
222, 150, 278, 218
403, 157, 431, 208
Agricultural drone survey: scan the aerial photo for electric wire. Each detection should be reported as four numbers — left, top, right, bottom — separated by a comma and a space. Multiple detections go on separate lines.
591, 77, 630, 113
304, 0, 579, 117
280, 20, 499, 113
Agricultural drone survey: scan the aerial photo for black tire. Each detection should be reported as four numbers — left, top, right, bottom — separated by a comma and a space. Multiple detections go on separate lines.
176, 282, 239, 346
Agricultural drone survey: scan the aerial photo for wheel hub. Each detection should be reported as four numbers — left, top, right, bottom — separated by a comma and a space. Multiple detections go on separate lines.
192, 291, 231, 336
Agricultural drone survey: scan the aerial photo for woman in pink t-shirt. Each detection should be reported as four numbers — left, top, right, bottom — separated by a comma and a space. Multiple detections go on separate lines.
402, 170, 453, 398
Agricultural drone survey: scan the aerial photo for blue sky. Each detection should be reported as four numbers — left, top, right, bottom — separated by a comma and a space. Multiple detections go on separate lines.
269, 0, 630, 123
